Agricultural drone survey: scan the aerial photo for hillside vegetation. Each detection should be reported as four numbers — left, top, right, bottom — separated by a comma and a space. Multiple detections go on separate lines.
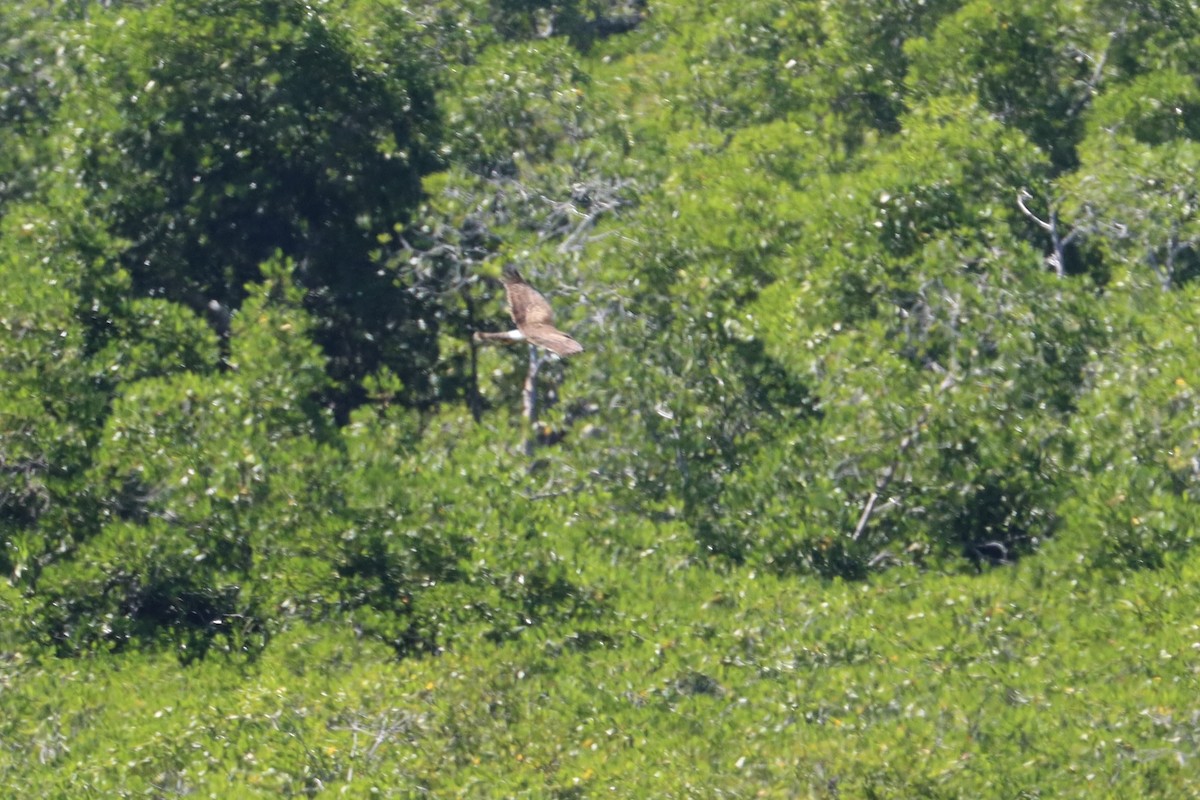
2, 0, 1200, 796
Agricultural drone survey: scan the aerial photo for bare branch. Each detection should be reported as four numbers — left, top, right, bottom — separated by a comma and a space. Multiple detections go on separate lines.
1016, 189, 1053, 232
522, 346, 548, 457
851, 372, 956, 543
1017, 189, 1084, 279
1067, 20, 1123, 117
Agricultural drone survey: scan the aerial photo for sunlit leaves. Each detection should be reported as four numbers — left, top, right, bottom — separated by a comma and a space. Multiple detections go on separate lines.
446, 39, 590, 172
905, 0, 1093, 168
93, 299, 220, 387
36, 268, 335, 655
1086, 69, 1200, 146
1059, 287, 1200, 570
1060, 110, 1200, 291
0, 3, 74, 210
0, 206, 111, 583
7, 0, 1200, 795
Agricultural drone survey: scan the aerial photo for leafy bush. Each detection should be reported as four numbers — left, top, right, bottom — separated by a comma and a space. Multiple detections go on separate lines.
1059, 287, 1200, 570
905, 0, 1093, 168
0, 206, 111, 584
30, 265, 335, 655
67, 0, 444, 404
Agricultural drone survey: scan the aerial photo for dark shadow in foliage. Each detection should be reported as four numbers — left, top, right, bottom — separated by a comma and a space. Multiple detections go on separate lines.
488, 0, 647, 50
1156, 245, 1200, 289
732, 339, 819, 417
773, 538, 873, 582
905, 0, 1093, 171
82, 0, 443, 416
671, 670, 725, 698
684, 341, 818, 566
477, 560, 610, 645
337, 525, 470, 659
0, 456, 51, 533
0, 439, 105, 590
39, 565, 269, 664
952, 482, 1046, 571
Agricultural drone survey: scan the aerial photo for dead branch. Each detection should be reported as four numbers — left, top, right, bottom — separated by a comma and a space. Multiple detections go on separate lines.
1017, 189, 1082, 279
523, 346, 544, 456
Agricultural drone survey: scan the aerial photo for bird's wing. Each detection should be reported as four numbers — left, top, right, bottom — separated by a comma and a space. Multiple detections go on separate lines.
505, 277, 556, 328
522, 324, 583, 356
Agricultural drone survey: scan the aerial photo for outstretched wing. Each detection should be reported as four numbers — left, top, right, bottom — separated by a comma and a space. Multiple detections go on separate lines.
504, 273, 556, 328
522, 324, 583, 356
498, 266, 583, 356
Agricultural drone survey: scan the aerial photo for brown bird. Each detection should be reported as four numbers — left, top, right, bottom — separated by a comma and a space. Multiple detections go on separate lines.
473, 265, 583, 357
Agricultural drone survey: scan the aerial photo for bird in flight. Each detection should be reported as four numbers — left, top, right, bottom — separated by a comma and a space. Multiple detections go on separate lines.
473, 265, 583, 357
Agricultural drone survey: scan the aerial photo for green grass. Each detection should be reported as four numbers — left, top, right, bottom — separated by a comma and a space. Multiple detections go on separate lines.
4, 539, 1199, 798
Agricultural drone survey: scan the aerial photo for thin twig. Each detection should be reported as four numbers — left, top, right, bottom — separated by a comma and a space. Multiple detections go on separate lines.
521, 483, 585, 502
851, 373, 956, 543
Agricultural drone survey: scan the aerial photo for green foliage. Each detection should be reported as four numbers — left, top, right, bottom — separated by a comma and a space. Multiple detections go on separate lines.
1059, 287, 1200, 571
1089, 0, 1200, 77
600, 96, 1087, 574
670, 0, 961, 150
93, 299, 221, 386
0, 4, 73, 210
6, 561, 1200, 796
742, 237, 1096, 574
1062, 131, 1200, 291
0, 205, 113, 584
1087, 69, 1200, 146
6, 1, 1200, 795
31, 265, 335, 656
905, 0, 1092, 168
677, 0, 824, 131
487, 0, 649, 49
446, 39, 593, 173
66, 0, 443, 404
817, 0, 962, 145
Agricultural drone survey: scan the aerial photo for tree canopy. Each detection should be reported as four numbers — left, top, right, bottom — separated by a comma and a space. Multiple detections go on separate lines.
3, 0, 1200, 794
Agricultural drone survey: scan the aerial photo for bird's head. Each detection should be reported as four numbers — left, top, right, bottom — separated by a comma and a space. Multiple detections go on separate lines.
501, 263, 524, 283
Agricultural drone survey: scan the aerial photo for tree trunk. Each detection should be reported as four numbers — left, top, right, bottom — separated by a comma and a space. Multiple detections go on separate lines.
523, 346, 542, 455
